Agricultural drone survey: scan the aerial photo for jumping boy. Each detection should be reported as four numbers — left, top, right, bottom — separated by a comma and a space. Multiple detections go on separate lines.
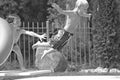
6, 14, 46, 70
33, 0, 91, 59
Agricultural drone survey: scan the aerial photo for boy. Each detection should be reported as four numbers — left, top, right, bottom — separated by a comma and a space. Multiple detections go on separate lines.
6, 14, 46, 70
33, 0, 91, 59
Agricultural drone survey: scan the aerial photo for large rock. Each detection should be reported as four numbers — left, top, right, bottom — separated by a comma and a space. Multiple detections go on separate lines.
34, 41, 68, 72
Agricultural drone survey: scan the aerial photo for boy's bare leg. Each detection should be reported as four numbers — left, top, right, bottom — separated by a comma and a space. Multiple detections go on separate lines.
41, 48, 55, 59
13, 44, 26, 71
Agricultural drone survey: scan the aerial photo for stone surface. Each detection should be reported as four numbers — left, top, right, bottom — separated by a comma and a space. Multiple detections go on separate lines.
34, 42, 68, 72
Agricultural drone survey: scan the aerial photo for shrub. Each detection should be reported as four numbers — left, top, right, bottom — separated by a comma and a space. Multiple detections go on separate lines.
92, 0, 120, 68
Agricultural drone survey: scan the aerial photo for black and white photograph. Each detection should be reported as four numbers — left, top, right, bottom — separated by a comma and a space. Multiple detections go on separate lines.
0, 0, 120, 80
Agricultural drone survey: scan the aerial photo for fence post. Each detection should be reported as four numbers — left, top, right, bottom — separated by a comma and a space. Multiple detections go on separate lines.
22, 22, 26, 67
46, 21, 49, 41
42, 22, 44, 34
27, 21, 30, 68
32, 22, 35, 67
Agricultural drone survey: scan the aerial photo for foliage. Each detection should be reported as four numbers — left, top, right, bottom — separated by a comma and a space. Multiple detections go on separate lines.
19, 0, 48, 22
0, 0, 19, 18
0, 0, 48, 22
92, 0, 120, 68
47, 0, 67, 28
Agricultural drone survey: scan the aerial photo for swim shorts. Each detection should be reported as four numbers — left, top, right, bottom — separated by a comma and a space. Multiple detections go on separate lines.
50, 29, 73, 51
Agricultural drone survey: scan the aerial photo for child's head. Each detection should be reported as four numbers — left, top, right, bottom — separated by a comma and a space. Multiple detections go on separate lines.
6, 14, 21, 27
74, 0, 89, 15
75, 0, 89, 10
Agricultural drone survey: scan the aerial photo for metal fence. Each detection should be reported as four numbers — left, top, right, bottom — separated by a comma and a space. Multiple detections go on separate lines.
7, 18, 96, 70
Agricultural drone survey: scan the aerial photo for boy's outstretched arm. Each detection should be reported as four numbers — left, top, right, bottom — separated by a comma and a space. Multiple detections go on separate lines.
52, 3, 74, 15
22, 30, 46, 41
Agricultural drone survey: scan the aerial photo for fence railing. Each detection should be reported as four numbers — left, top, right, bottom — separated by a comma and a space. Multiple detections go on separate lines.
6, 20, 96, 70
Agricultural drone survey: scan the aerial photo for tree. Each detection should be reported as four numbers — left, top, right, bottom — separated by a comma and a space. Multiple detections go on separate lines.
47, 0, 66, 28
92, 0, 120, 68
19, 0, 48, 22
0, 0, 19, 18
0, 0, 48, 22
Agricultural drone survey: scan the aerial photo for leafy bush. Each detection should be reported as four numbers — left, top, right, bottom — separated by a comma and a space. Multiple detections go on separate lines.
0, 0, 48, 22
47, 0, 67, 28
92, 0, 120, 68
